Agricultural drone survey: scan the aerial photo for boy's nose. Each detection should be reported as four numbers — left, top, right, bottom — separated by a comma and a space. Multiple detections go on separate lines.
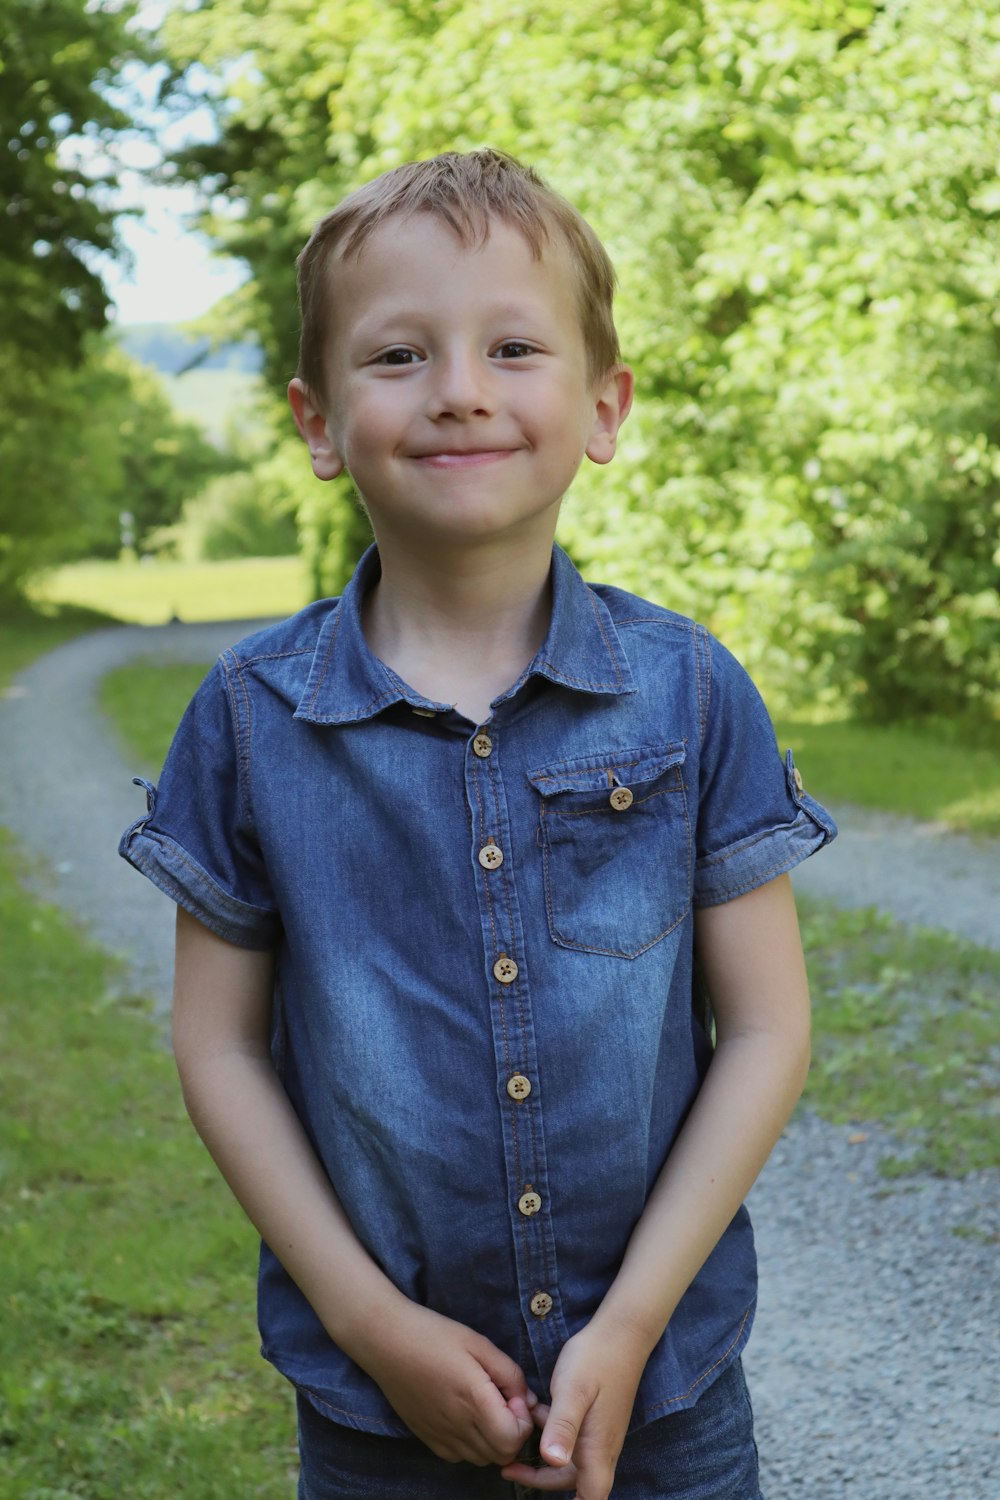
426, 353, 495, 420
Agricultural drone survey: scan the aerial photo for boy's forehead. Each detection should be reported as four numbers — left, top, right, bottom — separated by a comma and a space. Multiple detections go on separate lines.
334, 208, 551, 271
324, 210, 579, 318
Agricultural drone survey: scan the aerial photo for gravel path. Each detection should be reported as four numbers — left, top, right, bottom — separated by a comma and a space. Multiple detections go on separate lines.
1, 622, 997, 1498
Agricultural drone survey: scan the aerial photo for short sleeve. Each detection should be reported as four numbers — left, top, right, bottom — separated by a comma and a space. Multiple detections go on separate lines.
118, 658, 281, 949
693, 635, 836, 908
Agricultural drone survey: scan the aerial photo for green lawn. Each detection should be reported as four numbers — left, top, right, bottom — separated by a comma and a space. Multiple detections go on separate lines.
0, 603, 120, 685
0, 831, 296, 1498
29, 555, 311, 626
774, 716, 1000, 837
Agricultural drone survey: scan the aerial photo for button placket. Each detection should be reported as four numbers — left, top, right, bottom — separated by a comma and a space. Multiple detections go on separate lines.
466, 728, 564, 1366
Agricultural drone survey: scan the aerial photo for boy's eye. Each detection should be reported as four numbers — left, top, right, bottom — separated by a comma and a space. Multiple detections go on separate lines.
494, 340, 536, 359
375, 348, 422, 366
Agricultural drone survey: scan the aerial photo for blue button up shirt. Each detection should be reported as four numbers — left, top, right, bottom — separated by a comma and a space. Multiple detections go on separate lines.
120, 544, 835, 1435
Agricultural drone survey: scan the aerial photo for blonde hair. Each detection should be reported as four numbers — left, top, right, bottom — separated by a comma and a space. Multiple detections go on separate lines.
296, 149, 621, 403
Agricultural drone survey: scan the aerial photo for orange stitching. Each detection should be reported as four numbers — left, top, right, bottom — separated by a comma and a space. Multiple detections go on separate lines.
642, 1303, 753, 1416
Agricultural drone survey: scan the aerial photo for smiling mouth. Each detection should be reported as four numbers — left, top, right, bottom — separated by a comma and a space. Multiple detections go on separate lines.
411, 450, 516, 469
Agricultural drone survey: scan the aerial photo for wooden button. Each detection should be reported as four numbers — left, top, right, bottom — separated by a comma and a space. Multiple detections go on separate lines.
478, 841, 504, 870
506, 1074, 532, 1101
493, 955, 518, 984
529, 1291, 553, 1317
610, 786, 634, 811
518, 1191, 542, 1217
411, 707, 437, 717
792, 766, 804, 794
473, 733, 493, 758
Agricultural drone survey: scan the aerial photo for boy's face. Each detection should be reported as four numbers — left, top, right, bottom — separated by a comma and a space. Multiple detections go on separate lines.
290, 213, 632, 552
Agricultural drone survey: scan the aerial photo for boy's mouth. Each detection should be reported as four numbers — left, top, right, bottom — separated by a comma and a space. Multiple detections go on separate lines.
411, 449, 516, 469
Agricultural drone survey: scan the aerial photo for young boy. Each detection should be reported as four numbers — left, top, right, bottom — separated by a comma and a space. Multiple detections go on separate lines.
120, 149, 836, 1499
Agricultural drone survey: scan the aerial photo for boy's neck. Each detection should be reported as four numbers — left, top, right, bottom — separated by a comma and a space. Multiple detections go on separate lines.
361, 532, 556, 724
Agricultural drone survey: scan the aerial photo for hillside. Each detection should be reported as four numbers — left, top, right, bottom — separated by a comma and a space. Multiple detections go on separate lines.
115, 323, 263, 376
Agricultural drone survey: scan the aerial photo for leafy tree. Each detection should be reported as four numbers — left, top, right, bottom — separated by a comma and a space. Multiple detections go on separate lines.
0, 338, 231, 600
160, 0, 1000, 717
0, 0, 140, 364
0, 0, 150, 604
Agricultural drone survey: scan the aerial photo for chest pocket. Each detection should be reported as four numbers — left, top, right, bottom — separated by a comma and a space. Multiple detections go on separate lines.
528, 744, 691, 958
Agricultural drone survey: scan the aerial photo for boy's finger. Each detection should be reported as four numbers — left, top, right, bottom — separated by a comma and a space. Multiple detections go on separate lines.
478, 1341, 533, 1402
539, 1398, 585, 1469
499, 1457, 577, 1491
507, 1393, 534, 1426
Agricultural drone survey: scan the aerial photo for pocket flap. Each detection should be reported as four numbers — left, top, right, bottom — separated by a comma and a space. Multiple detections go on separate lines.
528, 744, 686, 798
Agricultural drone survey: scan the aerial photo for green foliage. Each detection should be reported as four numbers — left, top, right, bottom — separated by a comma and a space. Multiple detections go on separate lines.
160, 0, 1000, 716
157, 470, 299, 562
0, 0, 139, 362
0, 339, 230, 600
0, 5, 237, 603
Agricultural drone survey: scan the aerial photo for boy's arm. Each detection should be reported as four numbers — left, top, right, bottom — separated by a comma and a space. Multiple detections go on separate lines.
502, 873, 811, 1500
171, 906, 536, 1466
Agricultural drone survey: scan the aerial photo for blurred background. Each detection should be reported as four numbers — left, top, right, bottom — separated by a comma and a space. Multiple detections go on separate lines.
4, 0, 998, 724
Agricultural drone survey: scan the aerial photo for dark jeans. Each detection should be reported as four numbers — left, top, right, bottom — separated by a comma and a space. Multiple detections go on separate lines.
297, 1358, 762, 1499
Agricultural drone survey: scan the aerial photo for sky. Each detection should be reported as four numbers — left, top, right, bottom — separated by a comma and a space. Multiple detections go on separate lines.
89, 13, 249, 328
104, 179, 247, 327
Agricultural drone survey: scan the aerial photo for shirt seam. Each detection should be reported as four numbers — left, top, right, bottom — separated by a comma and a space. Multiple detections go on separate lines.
639, 1300, 754, 1418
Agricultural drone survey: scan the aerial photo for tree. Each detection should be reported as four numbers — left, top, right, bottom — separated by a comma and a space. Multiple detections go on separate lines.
160, 0, 1000, 717
0, 0, 148, 604
0, 0, 140, 364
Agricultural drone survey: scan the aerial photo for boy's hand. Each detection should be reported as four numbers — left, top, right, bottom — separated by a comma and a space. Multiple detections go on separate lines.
500, 1321, 646, 1499
361, 1301, 537, 1467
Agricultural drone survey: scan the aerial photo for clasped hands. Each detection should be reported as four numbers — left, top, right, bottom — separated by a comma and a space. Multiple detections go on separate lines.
365, 1304, 646, 1500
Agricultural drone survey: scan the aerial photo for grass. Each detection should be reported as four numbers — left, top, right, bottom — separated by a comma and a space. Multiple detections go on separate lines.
774, 716, 1000, 837
0, 603, 120, 690
0, 831, 296, 1497
797, 897, 1000, 1177
29, 555, 311, 626
100, 661, 211, 772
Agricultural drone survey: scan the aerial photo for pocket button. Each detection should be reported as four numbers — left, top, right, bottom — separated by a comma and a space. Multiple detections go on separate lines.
609, 786, 634, 811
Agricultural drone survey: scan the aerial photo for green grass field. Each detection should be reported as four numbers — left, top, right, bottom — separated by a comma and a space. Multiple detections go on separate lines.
773, 716, 1000, 837
29, 555, 311, 626
0, 830, 296, 1498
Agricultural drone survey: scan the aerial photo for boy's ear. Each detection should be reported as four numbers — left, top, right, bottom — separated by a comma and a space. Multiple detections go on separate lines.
288, 378, 345, 480
585, 365, 635, 466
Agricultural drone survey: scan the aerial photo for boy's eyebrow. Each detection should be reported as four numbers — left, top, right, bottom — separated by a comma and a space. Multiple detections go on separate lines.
346, 296, 563, 344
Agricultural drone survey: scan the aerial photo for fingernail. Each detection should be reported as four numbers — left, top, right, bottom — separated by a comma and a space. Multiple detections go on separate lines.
548, 1444, 568, 1465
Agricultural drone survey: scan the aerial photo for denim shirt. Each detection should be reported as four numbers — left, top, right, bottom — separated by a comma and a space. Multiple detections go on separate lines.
120, 544, 836, 1434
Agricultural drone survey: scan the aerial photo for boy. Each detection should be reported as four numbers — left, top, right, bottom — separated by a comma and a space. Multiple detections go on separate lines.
120, 149, 836, 1499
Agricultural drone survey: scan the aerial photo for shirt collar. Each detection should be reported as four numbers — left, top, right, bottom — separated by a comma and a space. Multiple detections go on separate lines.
294, 542, 636, 726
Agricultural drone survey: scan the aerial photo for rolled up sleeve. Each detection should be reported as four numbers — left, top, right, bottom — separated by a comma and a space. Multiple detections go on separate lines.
693, 638, 836, 908
118, 658, 280, 949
